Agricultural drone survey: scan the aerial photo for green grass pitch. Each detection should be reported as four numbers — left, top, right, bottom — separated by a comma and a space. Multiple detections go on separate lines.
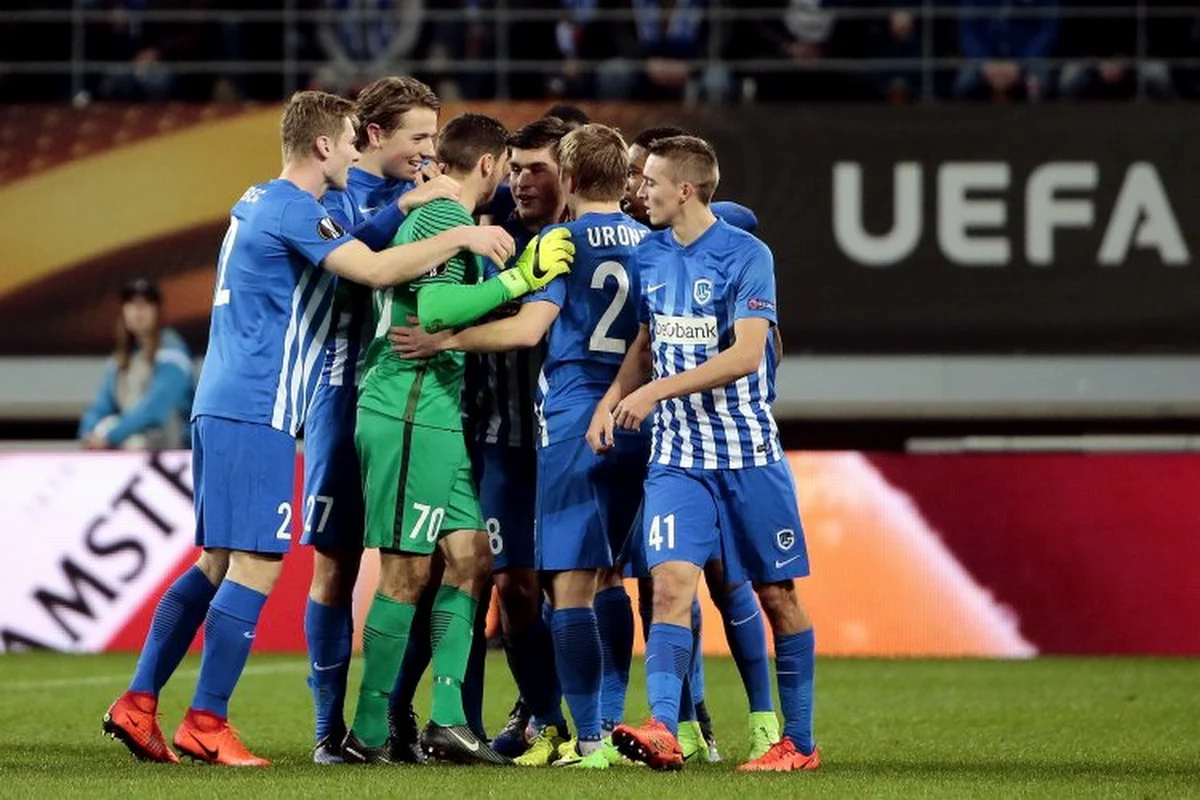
1, 653, 1197, 798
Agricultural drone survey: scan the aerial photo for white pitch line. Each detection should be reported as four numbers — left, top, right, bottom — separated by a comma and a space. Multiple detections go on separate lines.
6, 661, 309, 691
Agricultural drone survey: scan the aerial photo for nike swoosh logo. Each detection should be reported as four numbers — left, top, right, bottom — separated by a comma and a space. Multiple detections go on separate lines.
449, 729, 480, 752
312, 661, 344, 672
730, 611, 760, 627
531, 245, 549, 280
774, 555, 803, 569
646, 282, 667, 293
190, 732, 219, 761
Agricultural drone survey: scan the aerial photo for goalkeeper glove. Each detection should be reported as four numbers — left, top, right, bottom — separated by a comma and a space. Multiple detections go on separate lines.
497, 227, 575, 299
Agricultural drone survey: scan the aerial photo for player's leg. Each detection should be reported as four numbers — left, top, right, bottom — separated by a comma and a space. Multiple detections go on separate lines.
462, 573, 491, 740
720, 463, 819, 773
387, 558, 438, 759
173, 417, 299, 766
301, 384, 364, 762
104, 417, 229, 763
343, 408, 439, 764
417, 437, 510, 765
705, 557, 777, 758
612, 466, 718, 771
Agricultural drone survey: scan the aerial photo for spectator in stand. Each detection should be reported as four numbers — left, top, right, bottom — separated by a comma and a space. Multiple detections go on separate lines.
79, 279, 194, 451
311, 0, 426, 95
743, 0, 873, 102
954, 0, 1059, 102
1058, 0, 1171, 100
865, 1, 924, 103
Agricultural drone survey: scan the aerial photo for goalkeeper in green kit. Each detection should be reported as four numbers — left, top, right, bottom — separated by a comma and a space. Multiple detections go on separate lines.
343, 113, 574, 765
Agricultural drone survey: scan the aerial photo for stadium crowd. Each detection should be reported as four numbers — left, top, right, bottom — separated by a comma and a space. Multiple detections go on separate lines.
2, 1, 1198, 104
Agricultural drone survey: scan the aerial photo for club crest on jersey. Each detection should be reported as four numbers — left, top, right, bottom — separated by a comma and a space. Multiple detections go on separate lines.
317, 217, 346, 241
776, 529, 796, 551
693, 278, 713, 305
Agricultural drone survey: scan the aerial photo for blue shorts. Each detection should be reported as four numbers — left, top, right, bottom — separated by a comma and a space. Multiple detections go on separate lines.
300, 384, 364, 550
193, 415, 298, 555
475, 441, 537, 571
535, 433, 648, 572
641, 460, 809, 584
622, 498, 728, 580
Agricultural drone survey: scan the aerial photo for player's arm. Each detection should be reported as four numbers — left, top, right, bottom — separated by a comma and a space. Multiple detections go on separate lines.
587, 324, 652, 452
413, 228, 573, 333
322, 227, 514, 289
392, 300, 560, 357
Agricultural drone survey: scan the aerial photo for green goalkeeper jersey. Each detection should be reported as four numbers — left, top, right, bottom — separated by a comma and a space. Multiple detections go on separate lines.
358, 199, 481, 432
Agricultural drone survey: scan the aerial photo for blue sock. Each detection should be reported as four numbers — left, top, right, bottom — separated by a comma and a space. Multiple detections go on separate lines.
688, 597, 705, 706
776, 628, 816, 755
390, 586, 434, 717
191, 581, 268, 718
463, 590, 489, 738
594, 586, 634, 730
510, 610, 566, 728
723, 582, 774, 712
645, 622, 692, 736
305, 598, 352, 742
551, 606, 603, 741
129, 566, 216, 695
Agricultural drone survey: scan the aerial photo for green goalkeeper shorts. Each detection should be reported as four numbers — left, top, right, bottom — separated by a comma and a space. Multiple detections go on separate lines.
355, 406, 483, 553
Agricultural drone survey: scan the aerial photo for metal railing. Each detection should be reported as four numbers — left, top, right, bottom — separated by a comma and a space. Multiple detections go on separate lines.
0, 3, 1197, 103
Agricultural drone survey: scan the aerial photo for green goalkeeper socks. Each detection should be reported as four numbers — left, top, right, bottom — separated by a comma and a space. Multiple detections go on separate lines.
429, 585, 478, 727
352, 592, 416, 747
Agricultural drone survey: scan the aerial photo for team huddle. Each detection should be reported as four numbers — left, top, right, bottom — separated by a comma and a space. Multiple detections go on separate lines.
100, 76, 819, 774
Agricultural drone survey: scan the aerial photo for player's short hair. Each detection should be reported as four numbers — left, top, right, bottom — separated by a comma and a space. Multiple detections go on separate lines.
542, 103, 590, 129
557, 124, 629, 203
437, 113, 510, 174
352, 76, 440, 150
646, 135, 720, 204
632, 125, 688, 150
507, 116, 571, 158
280, 90, 355, 160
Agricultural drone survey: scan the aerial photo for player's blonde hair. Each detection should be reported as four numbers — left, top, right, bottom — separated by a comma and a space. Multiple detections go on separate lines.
280, 90, 355, 161
556, 123, 630, 203
646, 135, 720, 204
353, 76, 441, 151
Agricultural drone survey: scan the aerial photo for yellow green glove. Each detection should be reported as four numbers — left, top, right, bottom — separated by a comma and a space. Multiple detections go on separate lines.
499, 227, 575, 299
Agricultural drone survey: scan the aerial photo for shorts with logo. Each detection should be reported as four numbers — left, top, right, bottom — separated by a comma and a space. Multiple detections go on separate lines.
192, 414, 299, 555
641, 459, 809, 584
535, 432, 648, 572
474, 441, 537, 571
300, 383, 364, 550
356, 406, 483, 554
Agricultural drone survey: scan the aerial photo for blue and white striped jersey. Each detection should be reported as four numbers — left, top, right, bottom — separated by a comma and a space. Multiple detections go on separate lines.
636, 219, 783, 470
462, 216, 544, 449
318, 168, 413, 387
192, 179, 353, 436
533, 211, 650, 446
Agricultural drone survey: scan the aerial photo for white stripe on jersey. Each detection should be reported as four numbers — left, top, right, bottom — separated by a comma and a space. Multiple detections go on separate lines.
536, 368, 549, 447
296, 273, 335, 434
329, 311, 351, 387
712, 375, 745, 470
287, 270, 330, 433
679, 343, 718, 469
734, 371, 768, 468
756, 358, 783, 462
272, 267, 315, 430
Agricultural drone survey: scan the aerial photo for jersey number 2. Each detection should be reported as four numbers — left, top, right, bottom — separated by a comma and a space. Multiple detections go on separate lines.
589, 260, 629, 355
213, 216, 240, 307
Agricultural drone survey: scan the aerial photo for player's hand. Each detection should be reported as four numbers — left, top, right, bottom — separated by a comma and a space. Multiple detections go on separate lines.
399, 174, 460, 214
613, 383, 659, 432
514, 227, 575, 293
389, 314, 451, 358
586, 406, 617, 454
460, 225, 516, 271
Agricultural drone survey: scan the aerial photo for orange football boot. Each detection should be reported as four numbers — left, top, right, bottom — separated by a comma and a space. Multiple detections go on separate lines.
102, 691, 179, 764
611, 719, 684, 771
173, 709, 271, 767
737, 737, 821, 772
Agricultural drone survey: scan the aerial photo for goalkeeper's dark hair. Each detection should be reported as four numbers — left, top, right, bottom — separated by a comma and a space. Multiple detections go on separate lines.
633, 125, 689, 150
646, 135, 720, 204
437, 113, 510, 174
352, 76, 440, 150
507, 116, 572, 158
